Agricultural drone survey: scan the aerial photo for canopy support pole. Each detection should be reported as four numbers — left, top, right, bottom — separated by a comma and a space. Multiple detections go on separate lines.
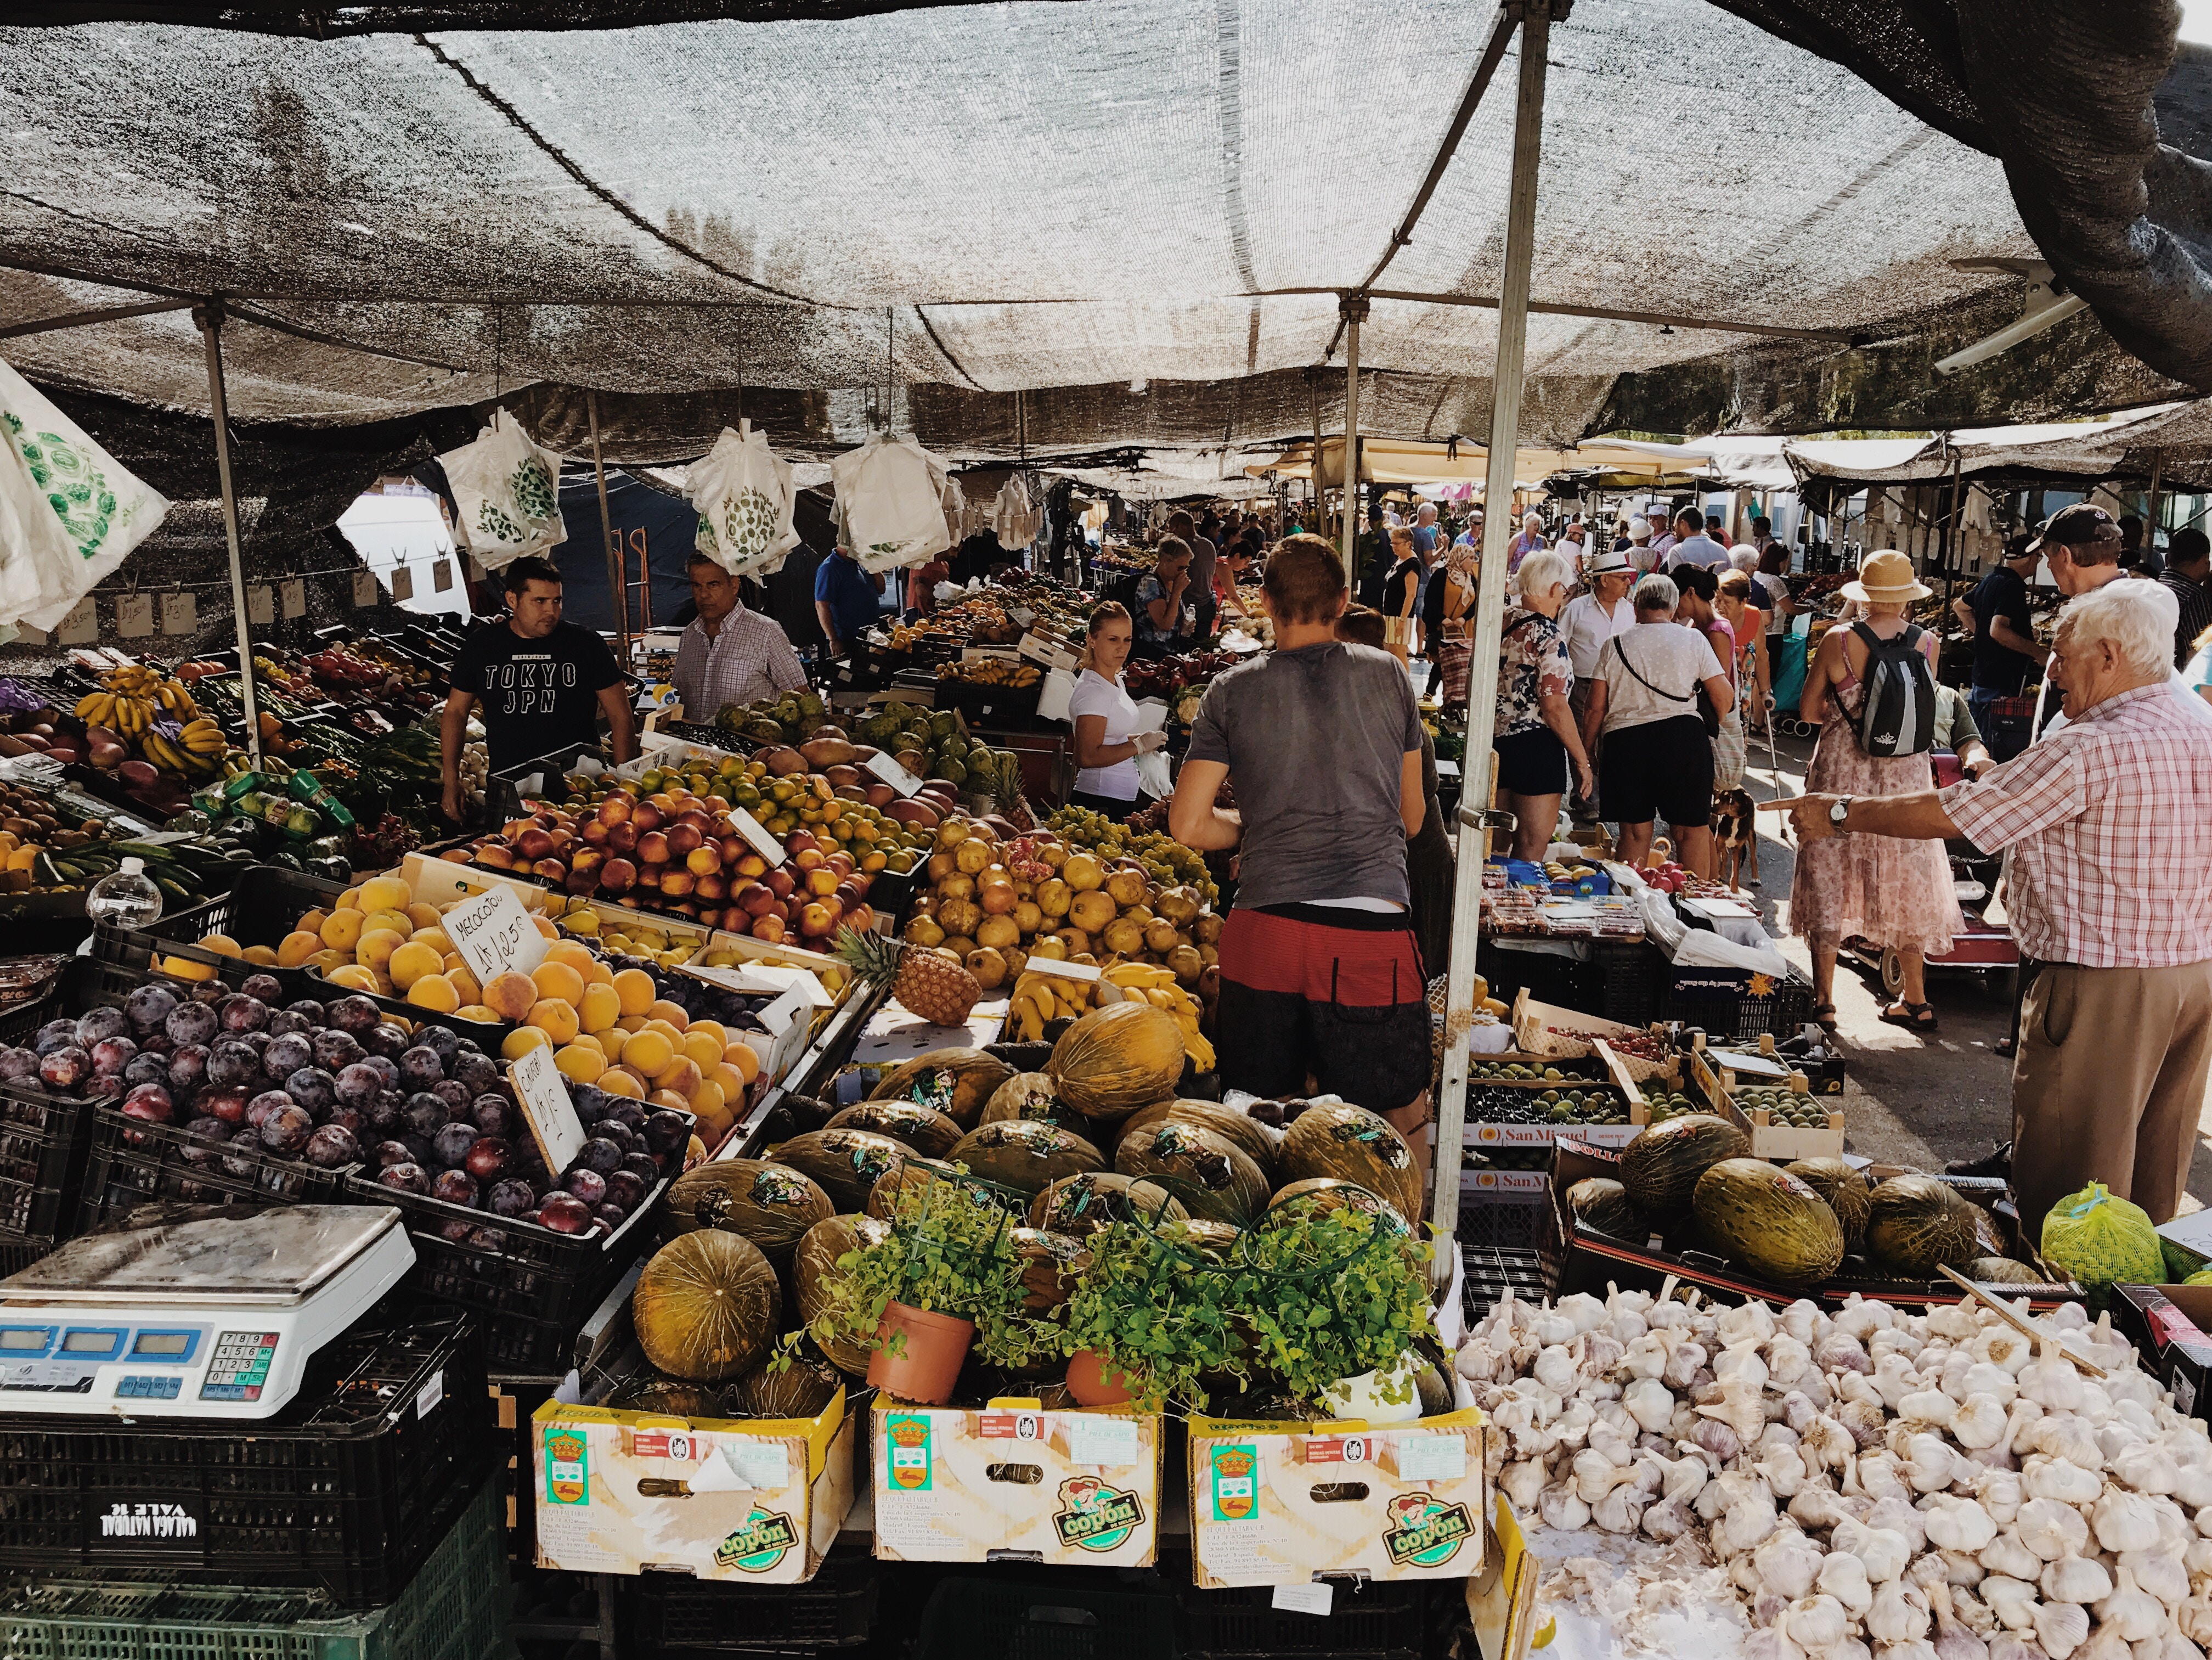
586, 391, 629, 668
1309, 370, 1324, 539
194, 302, 263, 770
2146, 454, 2165, 556
1340, 295, 1368, 580
1433, 0, 1555, 1251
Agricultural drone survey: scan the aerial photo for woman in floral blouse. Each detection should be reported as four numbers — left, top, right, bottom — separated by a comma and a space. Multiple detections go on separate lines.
1493, 548, 1595, 860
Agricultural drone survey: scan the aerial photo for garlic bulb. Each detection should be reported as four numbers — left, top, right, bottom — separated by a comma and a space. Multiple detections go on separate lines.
1822, 1332, 1878, 1375
1538, 1483, 1590, 1531
1534, 1343, 1579, 1397
2091, 1488, 2164, 1554
2028, 1415, 2104, 1471
2016, 1498, 2090, 1561
1905, 1391, 1963, 1430
1835, 1518, 1914, 1584
1822, 1551, 1877, 1614
1756, 1527, 1827, 1601
2020, 1349, 2086, 1413
1500, 1459, 1547, 1511
1982, 1577, 2041, 1633
1624, 1375, 1675, 1433
1974, 1327, 2034, 1376
1590, 1484, 1647, 1534
1979, 1530, 2045, 1583
2098, 1569, 2172, 1641
1976, 1469, 2024, 1528
1926, 1496, 2000, 1554
1722, 1301, 1781, 1347
1986, 1636, 2049, 1660
1866, 1496, 1929, 1556
2022, 1457, 2103, 1505
2041, 1558, 2114, 1605
1643, 1495, 1696, 1540
2108, 1442, 2176, 1498
1906, 1432, 1967, 1493
1793, 1484, 1857, 1531
1875, 1354, 1925, 1409
2034, 1601, 2091, 1660
1790, 1594, 1853, 1651
1869, 1580, 1934, 1644
1955, 1396, 2011, 1451
1963, 1364, 2021, 1409
1556, 1292, 1607, 1335
1929, 1579, 1993, 1660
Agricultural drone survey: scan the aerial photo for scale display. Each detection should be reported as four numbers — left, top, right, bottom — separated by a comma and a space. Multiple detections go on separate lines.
0, 1207, 413, 1420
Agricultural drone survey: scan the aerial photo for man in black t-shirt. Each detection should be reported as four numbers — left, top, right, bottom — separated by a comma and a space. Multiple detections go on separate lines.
441, 556, 635, 820
1950, 534, 2046, 762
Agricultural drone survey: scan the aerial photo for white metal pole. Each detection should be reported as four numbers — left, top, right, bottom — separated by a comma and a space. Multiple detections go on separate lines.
1340, 295, 1368, 580
196, 302, 264, 770
1432, 2, 1554, 1246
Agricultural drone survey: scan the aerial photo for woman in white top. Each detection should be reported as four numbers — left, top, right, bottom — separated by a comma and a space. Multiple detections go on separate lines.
1067, 601, 1166, 822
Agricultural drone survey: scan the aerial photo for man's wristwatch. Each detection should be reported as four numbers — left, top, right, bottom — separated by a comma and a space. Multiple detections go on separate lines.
1829, 796, 1855, 829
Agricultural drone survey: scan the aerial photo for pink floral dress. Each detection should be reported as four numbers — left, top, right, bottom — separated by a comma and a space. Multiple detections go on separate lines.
1790, 668, 1963, 956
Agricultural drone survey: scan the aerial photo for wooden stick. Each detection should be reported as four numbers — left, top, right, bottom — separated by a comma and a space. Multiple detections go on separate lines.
1936, 1264, 2108, 1377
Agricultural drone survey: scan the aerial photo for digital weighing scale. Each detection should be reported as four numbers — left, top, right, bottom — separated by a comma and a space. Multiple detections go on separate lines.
0, 1206, 415, 1420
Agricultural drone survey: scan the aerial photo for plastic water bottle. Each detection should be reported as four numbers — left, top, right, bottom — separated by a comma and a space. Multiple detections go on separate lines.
86, 857, 163, 931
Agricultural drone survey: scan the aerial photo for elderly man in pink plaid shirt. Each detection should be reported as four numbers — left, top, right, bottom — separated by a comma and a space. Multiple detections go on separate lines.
1786, 580, 2212, 1237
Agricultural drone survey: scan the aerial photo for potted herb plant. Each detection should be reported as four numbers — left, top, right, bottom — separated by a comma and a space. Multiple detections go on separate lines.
1234, 1204, 1438, 1421
799, 1166, 1052, 1403
1057, 1217, 1251, 1410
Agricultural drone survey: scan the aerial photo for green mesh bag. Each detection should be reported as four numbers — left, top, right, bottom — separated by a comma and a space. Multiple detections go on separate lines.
2040, 1183, 2164, 1293
2163, 1234, 2210, 1283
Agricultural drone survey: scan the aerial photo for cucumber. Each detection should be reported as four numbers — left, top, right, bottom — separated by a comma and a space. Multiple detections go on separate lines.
154, 877, 193, 904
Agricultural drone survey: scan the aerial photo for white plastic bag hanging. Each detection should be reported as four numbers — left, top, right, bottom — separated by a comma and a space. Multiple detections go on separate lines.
436, 407, 566, 569
688, 420, 799, 577
828, 434, 951, 573
0, 357, 169, 630
991, 475, 1039, 549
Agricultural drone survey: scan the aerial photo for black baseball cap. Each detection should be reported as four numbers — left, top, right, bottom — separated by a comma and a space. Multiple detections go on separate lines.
2026, 503, 2123, 557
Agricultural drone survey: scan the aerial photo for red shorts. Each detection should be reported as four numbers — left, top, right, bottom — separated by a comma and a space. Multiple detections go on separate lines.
1215, 904, 1432, 1112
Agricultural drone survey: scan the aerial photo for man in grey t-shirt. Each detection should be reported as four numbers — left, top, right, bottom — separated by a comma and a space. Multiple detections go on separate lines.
1171, 534, 1436, 1195
1665, 507, 1731, 572
1170, 509, 1217, 635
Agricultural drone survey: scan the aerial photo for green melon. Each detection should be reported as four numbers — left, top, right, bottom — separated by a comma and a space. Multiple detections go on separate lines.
1565, 1177, 1644, 1240
1277, 1102, 1420, 1222
948, 1119, 1106, 1198
1618, 1113, 1752, 1216
1864, 1174, 1982, 1277
607, 1376, 719, 1417
793, 1213, 890, 1376
1690, 1158, 1845, 1286
1263, 1177, 1410, 1236
633, 1230, 781, 1385
1115, 1099, 1278, 1184
663, 1159, 833, 1264
979, 1072, 1090, 1134
1967, 1256, 2047, 1285
774, 1128, 917, 1213
1783, 1157, 1872, 1250
1114, 1120, 1269, 1225
824, 1100, 965, 1160
1028, 1171, 1189, 1238
720, 1346, 843, 1420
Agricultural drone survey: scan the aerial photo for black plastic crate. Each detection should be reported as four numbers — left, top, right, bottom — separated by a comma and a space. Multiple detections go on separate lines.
0, 1304, 494, 1608
344, 1107, 690, 1372
0, 986, 91, 1242
1462, 1244, 1550, 1326
1179, 1577, 1432, 1660
1588, 938, 1661, 1026
913, 1577, 1178, 1660
75, 1097, 360, 1231
1660, 968, 1815, 1040
1455, 1190, 1548, 1252
630, 1539, 879, 1656
484, 741, 605, 830
90, 863, 344, 994
0, 1231, 56, 1276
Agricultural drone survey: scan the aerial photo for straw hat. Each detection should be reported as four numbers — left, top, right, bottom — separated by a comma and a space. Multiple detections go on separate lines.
1587, 546, 1635, 577
1841, 548, 1933, 605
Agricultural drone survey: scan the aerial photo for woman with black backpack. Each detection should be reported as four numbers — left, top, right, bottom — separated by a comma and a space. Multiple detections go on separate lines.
1791, 550, 1965, 1035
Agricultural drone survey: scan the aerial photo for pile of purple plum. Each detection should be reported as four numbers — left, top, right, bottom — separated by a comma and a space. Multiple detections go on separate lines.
5, 973, 687, 1237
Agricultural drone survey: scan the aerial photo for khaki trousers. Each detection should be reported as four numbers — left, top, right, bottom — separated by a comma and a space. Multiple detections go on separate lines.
2011, 959, 2212, 1241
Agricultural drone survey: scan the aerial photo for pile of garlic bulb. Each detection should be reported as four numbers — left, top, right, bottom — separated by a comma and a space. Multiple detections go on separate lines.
1459, 1285, 2212, 1660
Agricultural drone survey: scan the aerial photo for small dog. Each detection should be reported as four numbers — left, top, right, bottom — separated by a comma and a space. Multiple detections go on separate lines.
1711, 787, 1758, 890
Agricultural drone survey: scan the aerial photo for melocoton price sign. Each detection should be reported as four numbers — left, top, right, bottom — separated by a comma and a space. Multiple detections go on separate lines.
445, 882, 550, 987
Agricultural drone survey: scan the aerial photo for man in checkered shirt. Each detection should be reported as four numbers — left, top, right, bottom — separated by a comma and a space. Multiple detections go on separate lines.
1786, 580, 2212, 1238
673, 552, 810, 722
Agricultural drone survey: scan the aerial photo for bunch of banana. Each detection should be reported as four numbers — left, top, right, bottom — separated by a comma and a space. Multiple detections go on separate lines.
142, 718, 228, 779
1096, 961, 1214, 1070
74, 689, 156, 735
1008, 968, 1094, 1041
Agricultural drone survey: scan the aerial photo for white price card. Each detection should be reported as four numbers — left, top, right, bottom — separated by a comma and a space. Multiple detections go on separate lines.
416, 1369, 445, 1420
1272, 1583, 1334, 1617
862, 751, 922, 797
247, 584, 275, 626
1131, 698, 1170, 735
961, 646, 1020, 663
1024, 953, 1100, 983
1392, 1433, 1468, 1482
757, 985, 813, 1082
115, 593, 154, 638
1009, 606, 1036, 627
432, 558, 454, 593
161, 591, 197, 635
57, 596, 98, 645
1065, 1414, 1141, 1467
444, 882, 550, 987
353, 570, 380, 607
390, 566, 414, 603
280, 578, 307, 620
1018, 633, 1078, 672
508, 1041, 586, 1175
676, 961, 832, 1008
727, 807, 787, 866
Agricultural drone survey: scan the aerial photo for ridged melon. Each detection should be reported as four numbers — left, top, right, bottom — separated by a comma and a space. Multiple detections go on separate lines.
1565, 1177, 1644, 1240
1864, 1174, 1981, 1277
720, 1347, 843, 1420
1114, 1121, 1269, 1225
1277, 1102, 1420, 1222
607, 1375, 719, 1417
866, 1156, 973, 1220
1690, 1158, 1845, 1286
1028, 1171, 1189, 1238
793, 1213, 890, 1375
1115, 1099, 1277, 1183
1047, 1004, 1186, 1122
1618, 1113, 1751, 1215
1966, 1255, 2047, 1285
1264, 1177, 1409, 1235
633, 1230, 781, 1384
867, 1048, 1013, 1128
825, 1100, 964, 1160
979, 1072, 1088, 1133
947, 1119, 1106, 1198
1784, 1157, 1872, 1250
774, 1127, 917, 1213
663, 1159, 833, 1263
1008, 1227, 1087, 1312
1166, 1218, 1244, 1254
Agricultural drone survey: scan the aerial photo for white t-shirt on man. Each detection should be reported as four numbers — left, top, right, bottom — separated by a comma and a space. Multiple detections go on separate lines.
1068, 668, 1142, 799
1559, 592, 1637, 679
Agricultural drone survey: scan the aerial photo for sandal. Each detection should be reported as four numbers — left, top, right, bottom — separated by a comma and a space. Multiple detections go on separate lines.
1881, 1000, 1939, 1033
1811, 1001, 1839, 1034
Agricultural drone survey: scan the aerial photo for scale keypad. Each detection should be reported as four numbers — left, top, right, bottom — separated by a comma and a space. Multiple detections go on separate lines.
199, 1332, 278, 1402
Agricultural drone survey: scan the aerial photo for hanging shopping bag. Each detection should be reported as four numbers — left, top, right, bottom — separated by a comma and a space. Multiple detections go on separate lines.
829, 434, 951, 574
0, 357, 170, 630
437, 407, 566, 569
688, 420, 799, 577
991, 474, 1039, 550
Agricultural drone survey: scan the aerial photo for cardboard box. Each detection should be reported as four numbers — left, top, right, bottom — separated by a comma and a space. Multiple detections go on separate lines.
871, 1398, 1161, 1566
1187, 1399, 1486, 1588
532, 1390, 855, 1583
2111, 1282, 2212, 1421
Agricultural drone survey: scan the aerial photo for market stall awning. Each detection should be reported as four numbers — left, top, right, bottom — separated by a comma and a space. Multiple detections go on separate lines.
1248, 437, 1717, 489
1775, 403, 2193, 486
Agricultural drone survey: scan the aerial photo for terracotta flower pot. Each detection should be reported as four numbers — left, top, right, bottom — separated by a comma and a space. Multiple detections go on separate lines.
1064, 1348, 1139, 1406
866, 1302, 974, 1404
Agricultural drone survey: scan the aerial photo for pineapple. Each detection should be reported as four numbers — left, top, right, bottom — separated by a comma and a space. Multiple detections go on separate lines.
834, 926, 980, 1027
